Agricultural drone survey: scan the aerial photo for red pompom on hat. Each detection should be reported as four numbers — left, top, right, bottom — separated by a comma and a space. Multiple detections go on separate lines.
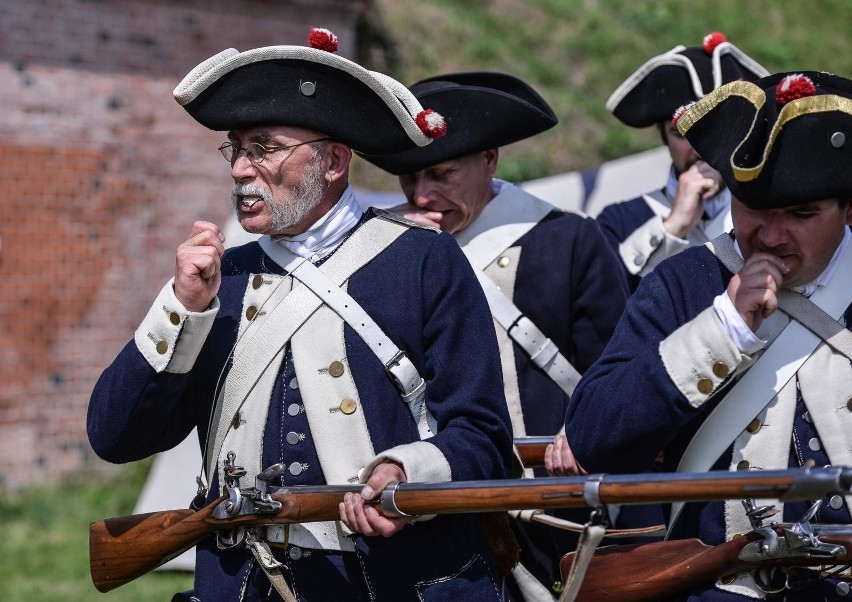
672, 102, 696, 126
776, 74, 817, 105
308, 27, 339, 52
415, 109, 448, 139
702, 32, 727, 54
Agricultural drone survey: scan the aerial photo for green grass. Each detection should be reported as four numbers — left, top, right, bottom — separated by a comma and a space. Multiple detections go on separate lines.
0, 460, 193, 601
352, 0, 852, 191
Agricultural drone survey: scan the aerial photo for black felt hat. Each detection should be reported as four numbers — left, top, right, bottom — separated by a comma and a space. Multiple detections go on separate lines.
607, 33, 768, 128
359, 72, 558, 175
677, 71, 852, 208
173, 29, 447, 155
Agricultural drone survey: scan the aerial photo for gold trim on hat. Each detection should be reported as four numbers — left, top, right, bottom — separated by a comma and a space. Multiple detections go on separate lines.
676, 80, 765, 134
732, 94, 852, 182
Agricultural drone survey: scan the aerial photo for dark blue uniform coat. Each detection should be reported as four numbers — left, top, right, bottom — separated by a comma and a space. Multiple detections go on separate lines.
88, 211, 514, 601
565, 243, 852, 601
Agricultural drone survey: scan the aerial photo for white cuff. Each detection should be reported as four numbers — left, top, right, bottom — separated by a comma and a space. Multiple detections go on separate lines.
618, 216, 689, 276
133, 278, 219, 373
363, 440, 452, 484
659, 307, 746, 408
712, 292, 766, 355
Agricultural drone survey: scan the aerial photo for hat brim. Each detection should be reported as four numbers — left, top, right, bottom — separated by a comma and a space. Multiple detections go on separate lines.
679, 71, 852, 207
359, 72, 557, 175
175, 46, 432, 155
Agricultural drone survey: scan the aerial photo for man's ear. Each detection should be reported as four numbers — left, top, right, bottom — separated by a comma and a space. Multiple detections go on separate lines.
325, 141, 352, 184
483, 148, 500, 178
843, 198, 852, 226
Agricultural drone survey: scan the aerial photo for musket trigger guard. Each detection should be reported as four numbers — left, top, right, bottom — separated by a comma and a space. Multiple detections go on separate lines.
583, 474, 606, 510
379, 482, 413, 518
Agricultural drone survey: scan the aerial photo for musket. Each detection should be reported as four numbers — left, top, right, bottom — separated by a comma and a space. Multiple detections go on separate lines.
90, 465, 852, 593
513, 436, 553, 468
560, 502, 852, 601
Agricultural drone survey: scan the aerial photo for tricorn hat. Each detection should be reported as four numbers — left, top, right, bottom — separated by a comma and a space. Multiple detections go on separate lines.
607, 32, 768, 128
676, 71, 852, 208
360, 72, 558, 175
173, 28, 446, 155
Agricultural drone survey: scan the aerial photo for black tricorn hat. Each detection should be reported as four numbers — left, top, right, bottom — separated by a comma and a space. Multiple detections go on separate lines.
359, 72, 558, 175
173, 29, 447, 155
607, 33, 768, 128
677, 71, 852, 208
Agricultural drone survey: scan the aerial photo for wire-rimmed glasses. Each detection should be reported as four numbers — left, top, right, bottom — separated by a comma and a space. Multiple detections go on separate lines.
218, 137, 331, 164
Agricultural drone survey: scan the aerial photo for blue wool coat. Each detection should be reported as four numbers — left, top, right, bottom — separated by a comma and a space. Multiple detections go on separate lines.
88, 211, 513, 601
473, 204, 629, 598
565, 242, 852, 601
504, 210, 628, 435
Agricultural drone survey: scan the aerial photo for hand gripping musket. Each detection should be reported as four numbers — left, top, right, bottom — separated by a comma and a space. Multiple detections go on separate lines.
89, 461, 852, 593
513, 435, 553, 468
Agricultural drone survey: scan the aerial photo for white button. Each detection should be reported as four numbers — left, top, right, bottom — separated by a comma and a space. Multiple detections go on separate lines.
808, 437, 821, 451
829, 494, 844, 510
287, 404, 301, 417
289, 377, 299, 389
288, 462, 304, 476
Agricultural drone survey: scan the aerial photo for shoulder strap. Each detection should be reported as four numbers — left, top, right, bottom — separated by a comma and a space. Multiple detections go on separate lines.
459, 187, 582, 395
474, 269, 581, 396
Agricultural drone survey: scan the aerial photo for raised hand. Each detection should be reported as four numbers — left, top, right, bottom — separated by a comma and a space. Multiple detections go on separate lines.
726, 251, 788, 332
664, 161, 725, 238
174, 221, 225, 312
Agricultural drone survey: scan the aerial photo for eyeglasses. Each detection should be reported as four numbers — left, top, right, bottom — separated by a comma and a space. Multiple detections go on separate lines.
218, 137, 331, 165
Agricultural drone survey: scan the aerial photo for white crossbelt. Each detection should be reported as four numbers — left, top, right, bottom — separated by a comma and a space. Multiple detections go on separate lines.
271, 245, 435, 439
459, 186, 581, 396
668, 233, 852, 534
474, 270, 581, 396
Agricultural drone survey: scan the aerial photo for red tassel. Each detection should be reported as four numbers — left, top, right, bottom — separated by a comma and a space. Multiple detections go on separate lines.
672, 102, 695, 126
776, 74, 816, 105
702, 32, 727, 54
308, 28, 338, 53
415, 109, 448, 139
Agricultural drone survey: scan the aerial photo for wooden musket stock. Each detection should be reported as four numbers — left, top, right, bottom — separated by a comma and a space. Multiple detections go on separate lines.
560, 527, 852, 602
90, 466, 852, 593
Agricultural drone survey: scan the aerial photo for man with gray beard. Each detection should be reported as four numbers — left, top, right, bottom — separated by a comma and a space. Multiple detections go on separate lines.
88, 30, 514, 602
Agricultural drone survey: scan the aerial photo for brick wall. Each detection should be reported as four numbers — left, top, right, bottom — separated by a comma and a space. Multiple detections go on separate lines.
0, 0, 368, 490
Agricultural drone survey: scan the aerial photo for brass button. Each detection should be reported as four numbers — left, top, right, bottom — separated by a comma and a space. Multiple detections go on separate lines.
551, 581, 564, 594
328, 361, 345, 378
803, 458, 817, 468
497, 256, 510, 268
746, 417, 761, 433
169, 312, 180, 325
155, 340, 168, 355
712, 362, 729, 378
736, 460, 750, 471
232, 411, 242, 429
339, 398, 357, 414
246, 305, 257, 321
252, 274, 263, 289
697, 378, 714, 394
